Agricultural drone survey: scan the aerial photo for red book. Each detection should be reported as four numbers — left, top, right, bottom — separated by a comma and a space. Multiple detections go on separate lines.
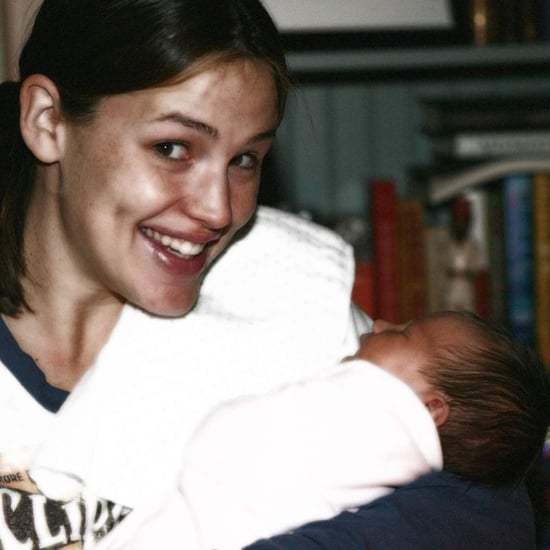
398, 199, 426, 321
474, 270, 491, 319
352, 261, 375, 318
370, 179, 400, 323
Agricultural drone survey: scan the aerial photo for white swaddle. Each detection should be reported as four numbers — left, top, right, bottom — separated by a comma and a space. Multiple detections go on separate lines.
96, 359, 442, 550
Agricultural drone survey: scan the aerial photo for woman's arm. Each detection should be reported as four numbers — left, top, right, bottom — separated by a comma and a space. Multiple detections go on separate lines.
244, 470, 536, 550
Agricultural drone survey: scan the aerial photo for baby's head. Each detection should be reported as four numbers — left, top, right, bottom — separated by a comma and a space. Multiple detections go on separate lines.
354, 311, 550, 487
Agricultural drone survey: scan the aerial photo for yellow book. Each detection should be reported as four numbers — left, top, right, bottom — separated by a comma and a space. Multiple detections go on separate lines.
534, 172, 550, 364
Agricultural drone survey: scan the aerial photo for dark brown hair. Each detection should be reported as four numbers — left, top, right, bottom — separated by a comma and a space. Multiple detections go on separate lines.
423, 311, 550, 487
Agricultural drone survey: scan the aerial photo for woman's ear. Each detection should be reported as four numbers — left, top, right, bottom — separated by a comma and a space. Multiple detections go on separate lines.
19, 74, 65, 164
424, 391, 450, 428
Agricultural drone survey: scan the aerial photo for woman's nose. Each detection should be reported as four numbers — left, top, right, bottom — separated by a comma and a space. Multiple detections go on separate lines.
184, 167, 232, 231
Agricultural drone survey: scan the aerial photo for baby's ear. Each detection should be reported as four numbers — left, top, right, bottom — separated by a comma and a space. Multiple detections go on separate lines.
424, 391, 449, 427
19, 74, 65, 164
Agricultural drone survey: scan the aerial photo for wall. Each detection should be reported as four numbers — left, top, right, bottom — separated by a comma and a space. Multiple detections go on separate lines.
1, 0, 39, 80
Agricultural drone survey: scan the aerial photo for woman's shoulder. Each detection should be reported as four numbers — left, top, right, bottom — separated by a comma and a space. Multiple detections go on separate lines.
208, 206, 355, 294
246, 206, 352, 257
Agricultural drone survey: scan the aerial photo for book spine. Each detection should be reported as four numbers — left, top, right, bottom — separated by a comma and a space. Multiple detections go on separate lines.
470, 0, 500, 45
427, 158, 550, 205
423, 224, 450, 314
370, 179, 400, 322
432, 130, 550, 160
352, 261, 375, 318
486, 185, 507, 324
421, 103, 550, 134
465, 189, 491, 319
398, 199, 425, 321
503, 173, 535, 344
533, 172, 550, 364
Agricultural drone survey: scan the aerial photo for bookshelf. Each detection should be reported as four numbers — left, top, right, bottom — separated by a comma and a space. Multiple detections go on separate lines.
272, 43, 550, 219
271, 41, 550, 361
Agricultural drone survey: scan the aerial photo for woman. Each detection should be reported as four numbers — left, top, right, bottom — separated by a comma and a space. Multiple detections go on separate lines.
0, 1, 537, 548
0, 1, 367, 546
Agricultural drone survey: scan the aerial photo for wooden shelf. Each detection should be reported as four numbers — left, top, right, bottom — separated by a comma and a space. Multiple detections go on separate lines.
286, 43, 550, 82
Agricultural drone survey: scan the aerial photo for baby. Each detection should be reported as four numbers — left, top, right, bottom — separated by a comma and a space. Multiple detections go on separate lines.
104, 310, 550, 550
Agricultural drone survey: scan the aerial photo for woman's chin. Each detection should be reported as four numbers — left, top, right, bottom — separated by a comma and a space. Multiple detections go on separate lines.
132, 290, 200, 319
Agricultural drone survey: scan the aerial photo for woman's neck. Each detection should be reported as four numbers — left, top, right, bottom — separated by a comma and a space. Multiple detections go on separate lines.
13, 173, 125, 389
2, 297, 123, 391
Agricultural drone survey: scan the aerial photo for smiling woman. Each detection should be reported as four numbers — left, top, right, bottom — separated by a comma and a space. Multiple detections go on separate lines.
0, 1, 329, 545
19, 59, 279, 320
0, 1, 542, 549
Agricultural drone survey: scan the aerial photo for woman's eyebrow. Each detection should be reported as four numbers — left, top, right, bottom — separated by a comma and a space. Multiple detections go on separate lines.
155, 113, 218, 138
152, 112, 277, 145
250, 128, 277, 145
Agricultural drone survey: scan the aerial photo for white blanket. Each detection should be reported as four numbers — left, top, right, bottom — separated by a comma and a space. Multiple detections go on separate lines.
95, 360, 442, 550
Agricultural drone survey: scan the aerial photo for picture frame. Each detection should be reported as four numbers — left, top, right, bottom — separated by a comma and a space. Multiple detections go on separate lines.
262, 0, 471, 50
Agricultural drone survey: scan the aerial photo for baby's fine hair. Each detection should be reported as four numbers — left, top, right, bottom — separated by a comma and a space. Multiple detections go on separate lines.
422, 311, 550, 486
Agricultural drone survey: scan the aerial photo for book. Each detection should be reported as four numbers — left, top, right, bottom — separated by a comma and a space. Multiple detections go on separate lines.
398, 199, 425, 321
370, 179, 400, 322
352, 262, 375, 318
430, 129, 550, 160
421, 96, 550, 135
461, 0, 544, 45
423, 223, 450, 314
485, 184, 507, 324
331, 215, 374, 317
426, 158, 550, 205
469, 0, 500, 45
464, 188, 491, 319
515, 0, 544, 42
503, 173, 535, 344
533, 172, 550, 364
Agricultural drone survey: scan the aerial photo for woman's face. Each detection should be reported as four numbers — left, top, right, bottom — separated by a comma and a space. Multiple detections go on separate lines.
43, 59, 279, 316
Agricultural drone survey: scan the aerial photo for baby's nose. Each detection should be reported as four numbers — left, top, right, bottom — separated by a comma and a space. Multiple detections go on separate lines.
372, 319, 406, 333
372, 319, 394, 333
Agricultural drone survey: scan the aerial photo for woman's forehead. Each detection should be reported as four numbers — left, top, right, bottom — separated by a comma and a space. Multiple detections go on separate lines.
93, 60, 278, 126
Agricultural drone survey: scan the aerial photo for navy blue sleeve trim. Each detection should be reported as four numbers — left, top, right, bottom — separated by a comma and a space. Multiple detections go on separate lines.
0, 316, 68, 412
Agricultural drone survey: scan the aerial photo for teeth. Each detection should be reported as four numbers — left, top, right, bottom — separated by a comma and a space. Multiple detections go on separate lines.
142, 228, 205, 257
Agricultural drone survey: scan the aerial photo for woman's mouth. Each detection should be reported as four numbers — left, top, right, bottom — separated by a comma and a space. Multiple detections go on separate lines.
141, 227, 205, 259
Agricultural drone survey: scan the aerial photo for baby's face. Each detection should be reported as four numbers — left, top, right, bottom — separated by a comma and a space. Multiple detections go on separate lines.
352, 314, 461, 399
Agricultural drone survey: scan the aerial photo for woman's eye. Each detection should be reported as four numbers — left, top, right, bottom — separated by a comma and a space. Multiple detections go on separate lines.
154, 142, 188, 161
232, 153, 259, 170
